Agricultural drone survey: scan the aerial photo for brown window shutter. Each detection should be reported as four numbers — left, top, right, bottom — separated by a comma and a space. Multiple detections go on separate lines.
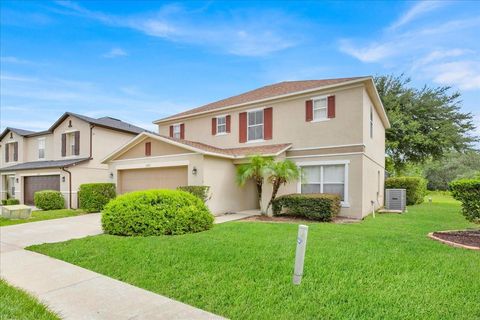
169, 125, 173, 138
306, 100, 313, 122
180, 123, 185, 139
74, 131, 80, 155
264, 107, 273, 140
328, 95, 336, 118
226, 115, 231, 133
5, 143, 9, 162
212, 118, 217, 135
239, 112, 247, 143
145, 142, 151, 156
13, 142, 18, 161
61, 133, 66, 157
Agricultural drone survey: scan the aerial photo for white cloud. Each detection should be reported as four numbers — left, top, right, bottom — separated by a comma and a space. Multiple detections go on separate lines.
1, 56, 35, 65
103, 48, 128, 58
429, 60, 480, 90
389, 1, 447, 30
53, 1, 300, 57
339, 40, 396, 63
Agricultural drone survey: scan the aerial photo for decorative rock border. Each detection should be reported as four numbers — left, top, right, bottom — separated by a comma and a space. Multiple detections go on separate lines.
428, 230, 480, 251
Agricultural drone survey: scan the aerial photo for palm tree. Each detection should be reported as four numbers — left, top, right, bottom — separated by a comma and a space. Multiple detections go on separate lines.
236, 155, 273, 212
266, 159, 301, 213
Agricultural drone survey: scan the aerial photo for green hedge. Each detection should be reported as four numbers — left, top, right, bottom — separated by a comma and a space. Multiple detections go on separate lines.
1, 199, 20, 205
79, 183, 116, 213
176, 186, 210, 203
272, 193, 341, 221
449, 178, 480, 223
34, 190, 65, 210
102, 189, 214, 236
385, 176, 427, 205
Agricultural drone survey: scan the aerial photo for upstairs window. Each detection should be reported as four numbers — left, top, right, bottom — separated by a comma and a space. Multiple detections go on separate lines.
61, 131, 79, 157
38, 138, 45, 159
217, 116, 226, 134
173, 124, 181, 139
247, 110, 263, 141
5, 142, 18, 162
313, 97, 328, 121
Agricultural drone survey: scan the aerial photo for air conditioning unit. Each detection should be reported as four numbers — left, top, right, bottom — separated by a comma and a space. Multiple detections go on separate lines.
385, 189, 406, 212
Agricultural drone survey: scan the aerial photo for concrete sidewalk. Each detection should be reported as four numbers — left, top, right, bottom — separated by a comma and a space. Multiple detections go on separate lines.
0, 214, 225, 319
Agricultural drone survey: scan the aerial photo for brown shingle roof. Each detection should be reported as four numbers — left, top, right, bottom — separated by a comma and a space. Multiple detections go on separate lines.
156, 77, 368, 123
158, 134, 291, 158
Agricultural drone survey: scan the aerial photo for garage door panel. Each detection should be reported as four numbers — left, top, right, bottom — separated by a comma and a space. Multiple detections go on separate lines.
24, 175, 60, 205
119, 166, 188, 194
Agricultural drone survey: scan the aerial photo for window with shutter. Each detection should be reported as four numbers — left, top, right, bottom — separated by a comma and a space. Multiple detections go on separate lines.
5, 143, 9, 162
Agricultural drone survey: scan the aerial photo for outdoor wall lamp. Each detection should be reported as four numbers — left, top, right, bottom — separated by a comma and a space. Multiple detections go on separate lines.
109, 172, 114, 179
62, 176, 66, 183
192, 167, 198, 175
15, 178, 19, 183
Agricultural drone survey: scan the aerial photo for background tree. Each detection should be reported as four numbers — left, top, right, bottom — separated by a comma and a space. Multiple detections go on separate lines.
236, 155, 273, 212
375, 74, 478, 173
265, 159, 301, 213
423, 151, 480, 190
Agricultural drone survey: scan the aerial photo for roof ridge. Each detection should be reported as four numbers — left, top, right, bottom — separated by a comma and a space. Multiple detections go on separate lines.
155, 76, 371, 123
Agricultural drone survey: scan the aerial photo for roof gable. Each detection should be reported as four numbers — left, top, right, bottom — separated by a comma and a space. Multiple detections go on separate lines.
102, 132, 292, 163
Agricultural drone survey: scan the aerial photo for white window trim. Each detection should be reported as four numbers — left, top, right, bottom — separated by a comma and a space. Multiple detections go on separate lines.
216, 115, 227, 135
38, 137, 46, 160
5, 141, 18, 163
172, 123, 182, 139
296, 160, 350, 207
312, 95, 328, 121
247, 108, 264, 142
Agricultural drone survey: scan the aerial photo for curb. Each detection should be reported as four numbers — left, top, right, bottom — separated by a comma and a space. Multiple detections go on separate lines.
427, 231, 480, 251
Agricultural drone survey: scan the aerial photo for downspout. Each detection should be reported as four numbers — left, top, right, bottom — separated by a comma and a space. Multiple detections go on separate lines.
61, 166, 72, 209
89, 124, 94, 159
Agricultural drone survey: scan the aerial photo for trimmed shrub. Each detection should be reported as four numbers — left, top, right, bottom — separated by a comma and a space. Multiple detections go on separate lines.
34, 190, 65, 210
102, 189, 214, 236
449, 178, 480, 223
79, 183, 116, 213
1, 199, 20, 205
272, 193, 341, 221
385, 176, 427, 205
176, 186, 211, 203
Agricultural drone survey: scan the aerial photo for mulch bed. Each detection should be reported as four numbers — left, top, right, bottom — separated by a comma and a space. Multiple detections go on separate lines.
430, 230, 480, 250
241, 215, 359, 224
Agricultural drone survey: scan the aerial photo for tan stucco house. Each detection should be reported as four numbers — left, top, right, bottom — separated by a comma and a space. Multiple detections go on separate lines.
0, 112, 146, 208
103, 76, 390, 219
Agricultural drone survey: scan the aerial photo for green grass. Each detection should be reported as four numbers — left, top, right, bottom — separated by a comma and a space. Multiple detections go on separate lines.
29, 193, 480, 319
0, 279, 59, 320
0, 209, 86, 227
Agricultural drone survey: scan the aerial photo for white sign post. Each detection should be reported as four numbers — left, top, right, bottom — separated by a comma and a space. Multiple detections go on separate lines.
293, 224, 308, 285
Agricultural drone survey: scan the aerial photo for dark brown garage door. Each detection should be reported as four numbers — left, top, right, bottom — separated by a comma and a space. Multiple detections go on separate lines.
24, 175, 60, 205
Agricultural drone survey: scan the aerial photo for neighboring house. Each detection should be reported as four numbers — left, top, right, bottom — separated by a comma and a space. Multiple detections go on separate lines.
0, 112, 146, 208
103, 76, 390, 219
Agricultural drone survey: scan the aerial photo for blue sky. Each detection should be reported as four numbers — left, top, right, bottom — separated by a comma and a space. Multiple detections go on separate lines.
1, 0, 479, 135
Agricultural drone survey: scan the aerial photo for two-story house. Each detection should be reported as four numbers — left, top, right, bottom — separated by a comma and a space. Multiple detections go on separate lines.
0, 112, 146, 208
102, 77, 390, 219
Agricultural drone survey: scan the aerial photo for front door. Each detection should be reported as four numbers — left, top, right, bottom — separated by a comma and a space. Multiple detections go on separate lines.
6, 175, 15, 198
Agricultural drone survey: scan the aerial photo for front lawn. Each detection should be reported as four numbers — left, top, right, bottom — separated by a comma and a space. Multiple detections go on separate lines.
0, 209, 85, 227
0, 279, 59, 320
29, 193, 480, 319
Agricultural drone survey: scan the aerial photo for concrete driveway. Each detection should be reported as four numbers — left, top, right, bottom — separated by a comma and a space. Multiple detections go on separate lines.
0, 213, 226, 319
